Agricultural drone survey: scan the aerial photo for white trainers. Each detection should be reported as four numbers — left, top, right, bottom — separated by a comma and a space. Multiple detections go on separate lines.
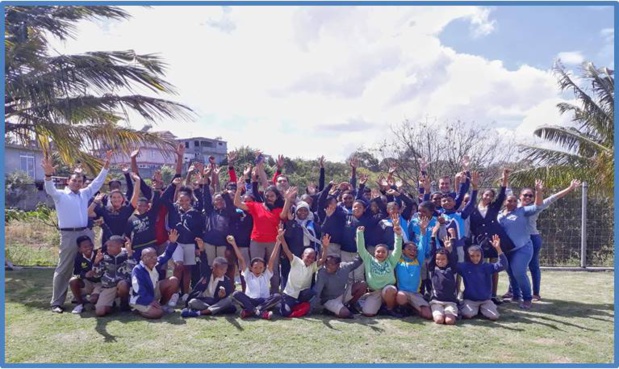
71, 304, 84, 314
168, 293, 180, 307
181, 293, 189, 303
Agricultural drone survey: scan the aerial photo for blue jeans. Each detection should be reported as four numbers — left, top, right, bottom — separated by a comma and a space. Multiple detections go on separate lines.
529, 234, 542, 296
506, 242, 534, 301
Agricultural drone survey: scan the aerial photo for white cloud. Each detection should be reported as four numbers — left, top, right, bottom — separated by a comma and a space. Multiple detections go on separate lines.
48, 6, 570, 163
557, 51, 585, 65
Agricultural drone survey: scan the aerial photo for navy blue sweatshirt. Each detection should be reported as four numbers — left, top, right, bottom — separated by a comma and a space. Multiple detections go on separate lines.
284, 218, 322, 256
73, 250, 101, 283
162, 183, 204, 245
203, 190, 236, 246
126, 190, 161, 249
469, 186, 515, 253
457, 252, 508, 301
428, 236, 458, 303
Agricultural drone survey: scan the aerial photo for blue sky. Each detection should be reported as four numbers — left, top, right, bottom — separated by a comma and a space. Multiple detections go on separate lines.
440, 6, 614, 70
49, 5, 615, 161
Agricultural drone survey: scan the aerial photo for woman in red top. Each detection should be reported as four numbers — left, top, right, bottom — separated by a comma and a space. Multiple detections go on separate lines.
234, 178, 295, 293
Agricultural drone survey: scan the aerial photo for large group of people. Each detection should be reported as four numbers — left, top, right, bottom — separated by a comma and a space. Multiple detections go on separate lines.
41, 145, 581, 324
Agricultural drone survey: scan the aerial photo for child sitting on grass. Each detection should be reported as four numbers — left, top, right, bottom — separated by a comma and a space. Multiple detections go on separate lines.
129, 229, 181, 319
228, 235, 282, 320
280, 227, 329, 317
394, 216, 432, 320
427, 223, 458, 325
313, 234, 367, 319
356, 212, 403, 317
92, 235, 136, 317
70, 235, 102, 314
458, 235, 508, 321
181, 242, 236, 318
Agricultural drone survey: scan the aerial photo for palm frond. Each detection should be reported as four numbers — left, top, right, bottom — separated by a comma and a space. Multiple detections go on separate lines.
532, 126, 611, 158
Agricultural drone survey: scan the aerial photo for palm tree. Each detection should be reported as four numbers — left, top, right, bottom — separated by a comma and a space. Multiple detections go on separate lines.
512, 61, 614, 197
5, 6, 194, 174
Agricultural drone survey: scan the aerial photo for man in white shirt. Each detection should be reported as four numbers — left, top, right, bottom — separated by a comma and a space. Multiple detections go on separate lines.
42, 151, 112, 313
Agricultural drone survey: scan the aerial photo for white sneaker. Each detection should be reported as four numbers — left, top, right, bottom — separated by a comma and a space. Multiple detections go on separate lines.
72, 304, 84, 314
181, 293, 189, 303
168, 293, 180, 307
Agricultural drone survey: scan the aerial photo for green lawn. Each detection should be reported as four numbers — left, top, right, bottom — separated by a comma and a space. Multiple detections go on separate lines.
4, 269, 615, 364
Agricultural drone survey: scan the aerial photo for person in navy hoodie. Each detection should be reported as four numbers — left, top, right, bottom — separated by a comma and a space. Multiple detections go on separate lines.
457, 235, 508, 321
130, 229, 180, 319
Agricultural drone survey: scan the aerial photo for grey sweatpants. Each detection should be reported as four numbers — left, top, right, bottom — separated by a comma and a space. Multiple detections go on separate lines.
50, 229, 95, 307
250, 241, 280, 294
188, 296, 234, 314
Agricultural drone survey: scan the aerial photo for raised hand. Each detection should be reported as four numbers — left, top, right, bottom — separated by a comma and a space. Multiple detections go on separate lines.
276, 154, 285, 168
321, 234, 331, 248
176, 143, 185, 156
276, 227, 285, 243
94, 193, 105, 204
94, 249, 104, 264
349, 157, 358, 169
388, 164, 397, 176
226, 235, 236, 245
243, 164, 252, 179
357, 226, 365, 233
131, 148, 141, 159
338, 182, 350, 191
194, 161, 204, 174
74, 162, 83, 174
570, 179, 581, 190
490, 234, 501, 250
419, 215, 430, 231
188, 164, 196, 173
318, 155, 325, 168
172, 177, 183, 187
471, 171, 480, 190
105, 150, 113, 162
359, 174, 368, 186
195, 237, 205, 251
236, 178, 245, 191
306, 182, 317, 196
285, 186, 298, 200
168, 229, 179, 244
442, 235, 453, 250
227, 151, 237, 164
448, 227, 457, 240
41, 156, 57, 176
153, 170, 163, 183
130, 173, 141, 183
460, 155, 471, 170
120, 164, 129, 174
535, 179, 544, 192
379, 177, 389, 189
437, 215, 446, 225
325, 202, 337, 217
417, 157, 429, 171
214, 166, 224, 175
395, 179, 403, 189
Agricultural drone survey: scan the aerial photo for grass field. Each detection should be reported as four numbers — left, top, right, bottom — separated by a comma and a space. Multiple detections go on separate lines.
4, 268, 615, 364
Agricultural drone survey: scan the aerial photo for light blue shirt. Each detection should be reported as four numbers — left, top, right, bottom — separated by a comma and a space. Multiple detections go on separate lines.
523, 195, 557, 235
497, 205, 540, 250
44, 168, 109, 228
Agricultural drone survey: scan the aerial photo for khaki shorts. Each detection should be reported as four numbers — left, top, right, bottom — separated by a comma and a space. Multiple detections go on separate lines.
172, 243, 197, 266
323, 284, 354, 314
96, 287, 119, 309
360, 285, 396, 316
399, 291, 429, 310
430, 300, 458, 318
71, 277, 102, 296
131, 282, 162, 313
462, 299, 499, 319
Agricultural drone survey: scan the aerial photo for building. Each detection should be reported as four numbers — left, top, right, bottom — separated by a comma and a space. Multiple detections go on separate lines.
106, 132, 228, 178
177, 136, 228, 166
4, 142, 46, 182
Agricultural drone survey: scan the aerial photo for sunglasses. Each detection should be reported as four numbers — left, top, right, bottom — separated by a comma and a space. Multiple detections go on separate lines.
522, 194, 534, 198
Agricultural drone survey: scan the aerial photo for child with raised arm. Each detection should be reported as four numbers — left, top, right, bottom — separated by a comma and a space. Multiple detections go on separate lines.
394, 215, 432, 320
280, 227, 329, 317
356, 213, 403, 317
181, 239, 236, 318
92, 235, 136, 317
129, 229, 181, 319
427, 223, 459, 325
458, 235, 508, 321
313, 234, 367, 318
228, 235, 282, 320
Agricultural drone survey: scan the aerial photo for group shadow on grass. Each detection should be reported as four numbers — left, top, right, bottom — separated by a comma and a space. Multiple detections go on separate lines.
5, 268, 615, 341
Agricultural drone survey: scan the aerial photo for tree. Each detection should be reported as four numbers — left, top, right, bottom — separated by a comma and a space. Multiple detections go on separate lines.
377, 119, 518, 191
512, 62, 614, 197
5, 6, 194, 174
